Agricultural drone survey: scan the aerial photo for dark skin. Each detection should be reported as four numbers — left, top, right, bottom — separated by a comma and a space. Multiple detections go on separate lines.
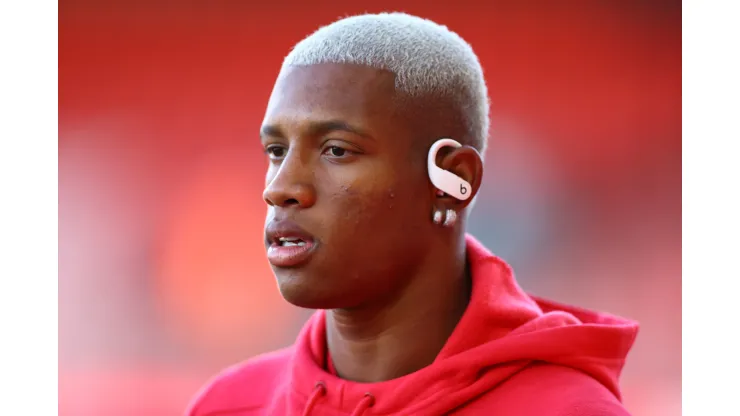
260, 63, 484, 383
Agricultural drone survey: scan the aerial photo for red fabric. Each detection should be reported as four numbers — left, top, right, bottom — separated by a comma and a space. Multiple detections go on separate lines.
326, 351, 337, 377
187, 235, 638, 415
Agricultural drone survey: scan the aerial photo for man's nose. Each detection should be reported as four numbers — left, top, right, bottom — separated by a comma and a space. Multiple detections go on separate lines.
262, 151, 317, 209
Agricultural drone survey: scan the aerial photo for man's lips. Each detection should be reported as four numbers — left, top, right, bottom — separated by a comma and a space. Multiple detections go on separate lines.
264, 220, 317, 267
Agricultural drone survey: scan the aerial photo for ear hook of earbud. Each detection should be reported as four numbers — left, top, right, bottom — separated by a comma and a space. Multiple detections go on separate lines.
427, 138, 472, 201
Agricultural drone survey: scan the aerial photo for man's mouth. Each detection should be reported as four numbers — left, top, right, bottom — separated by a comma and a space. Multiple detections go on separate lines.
277, 237, 308, 247
267, 236, 316, 267
265, 220, 317, 267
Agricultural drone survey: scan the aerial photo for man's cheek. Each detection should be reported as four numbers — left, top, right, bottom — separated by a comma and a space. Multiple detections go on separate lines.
327, 196, 389, 241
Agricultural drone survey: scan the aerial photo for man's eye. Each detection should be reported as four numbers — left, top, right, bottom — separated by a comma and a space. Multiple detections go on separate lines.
326, 146, 347, 157
266, 146, 287, 159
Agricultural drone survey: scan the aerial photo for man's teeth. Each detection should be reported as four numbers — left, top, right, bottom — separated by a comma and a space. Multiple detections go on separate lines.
279, 237, 306, 247
283, 241, 305, 247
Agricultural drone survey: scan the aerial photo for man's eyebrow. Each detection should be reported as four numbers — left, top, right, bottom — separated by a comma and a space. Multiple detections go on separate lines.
311, 120, 373, 140
259, 120, 374, 141
260, 124, 284, 139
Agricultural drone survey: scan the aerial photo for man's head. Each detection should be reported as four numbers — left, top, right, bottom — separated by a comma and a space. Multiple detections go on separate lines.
260, 13, 489, 309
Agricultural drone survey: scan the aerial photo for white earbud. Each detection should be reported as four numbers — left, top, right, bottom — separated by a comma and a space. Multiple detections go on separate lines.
427, 138, 472, 201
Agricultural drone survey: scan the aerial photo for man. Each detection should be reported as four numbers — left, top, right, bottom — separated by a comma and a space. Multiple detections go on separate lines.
187, 12, 638, 416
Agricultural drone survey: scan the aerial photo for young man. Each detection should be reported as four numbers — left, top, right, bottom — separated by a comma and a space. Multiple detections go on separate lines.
187, 12, 638, 416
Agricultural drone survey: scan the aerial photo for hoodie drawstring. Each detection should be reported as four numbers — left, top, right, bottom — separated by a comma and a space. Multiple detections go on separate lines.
302, 381, 327, 416
302, 382, 376, 416
350, 392, 375, 416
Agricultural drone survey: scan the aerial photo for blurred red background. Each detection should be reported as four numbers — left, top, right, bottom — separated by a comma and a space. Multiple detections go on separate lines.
59, 1, 681, 415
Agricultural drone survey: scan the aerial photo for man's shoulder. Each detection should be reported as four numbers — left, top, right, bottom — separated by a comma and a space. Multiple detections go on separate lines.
469, 364, 631, 415
513, 364, 631, 415
186, 346, 295, 416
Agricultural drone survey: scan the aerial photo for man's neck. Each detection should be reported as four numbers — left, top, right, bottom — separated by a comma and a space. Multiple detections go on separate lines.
325, 242, 471, 383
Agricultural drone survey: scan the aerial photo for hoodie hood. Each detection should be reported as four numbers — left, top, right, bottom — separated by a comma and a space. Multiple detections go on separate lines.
290, 234, 639, 415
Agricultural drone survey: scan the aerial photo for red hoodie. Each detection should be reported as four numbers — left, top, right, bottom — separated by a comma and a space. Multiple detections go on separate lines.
187, 235, 638, 416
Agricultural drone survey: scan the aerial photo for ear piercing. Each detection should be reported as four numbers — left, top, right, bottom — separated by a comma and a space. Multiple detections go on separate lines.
433, 210, 444, 225
433, 209, 457, 227
443, 209, 457, 227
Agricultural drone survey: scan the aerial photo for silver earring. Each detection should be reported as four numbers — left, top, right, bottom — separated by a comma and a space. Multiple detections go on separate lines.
433, 210, 444, 225
443, 209, 457, 227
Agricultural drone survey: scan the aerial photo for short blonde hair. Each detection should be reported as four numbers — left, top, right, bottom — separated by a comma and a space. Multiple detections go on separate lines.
281, 12, 490, 155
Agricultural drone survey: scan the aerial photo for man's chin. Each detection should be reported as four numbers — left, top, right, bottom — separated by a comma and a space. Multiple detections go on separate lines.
274, 277, 346, 310
279, 290, 334, 310
272, 271, 318, 307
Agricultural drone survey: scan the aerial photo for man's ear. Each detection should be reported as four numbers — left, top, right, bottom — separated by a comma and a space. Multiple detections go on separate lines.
432, 145, 484, 209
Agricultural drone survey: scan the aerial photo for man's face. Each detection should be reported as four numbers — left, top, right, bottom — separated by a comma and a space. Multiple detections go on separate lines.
260, 63, 433, 309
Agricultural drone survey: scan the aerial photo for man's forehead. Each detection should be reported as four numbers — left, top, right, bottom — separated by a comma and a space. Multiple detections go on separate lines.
263, 64, 398, 128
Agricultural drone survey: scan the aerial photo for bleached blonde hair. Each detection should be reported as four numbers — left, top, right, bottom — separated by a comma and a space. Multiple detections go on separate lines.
281, 12, 490, 155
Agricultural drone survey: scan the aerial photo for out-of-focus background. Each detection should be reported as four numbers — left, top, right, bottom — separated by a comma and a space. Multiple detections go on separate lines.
59, 1, 681, 415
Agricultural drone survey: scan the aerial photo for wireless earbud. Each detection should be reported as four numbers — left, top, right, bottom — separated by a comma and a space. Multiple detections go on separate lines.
427, 138, 472, 201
